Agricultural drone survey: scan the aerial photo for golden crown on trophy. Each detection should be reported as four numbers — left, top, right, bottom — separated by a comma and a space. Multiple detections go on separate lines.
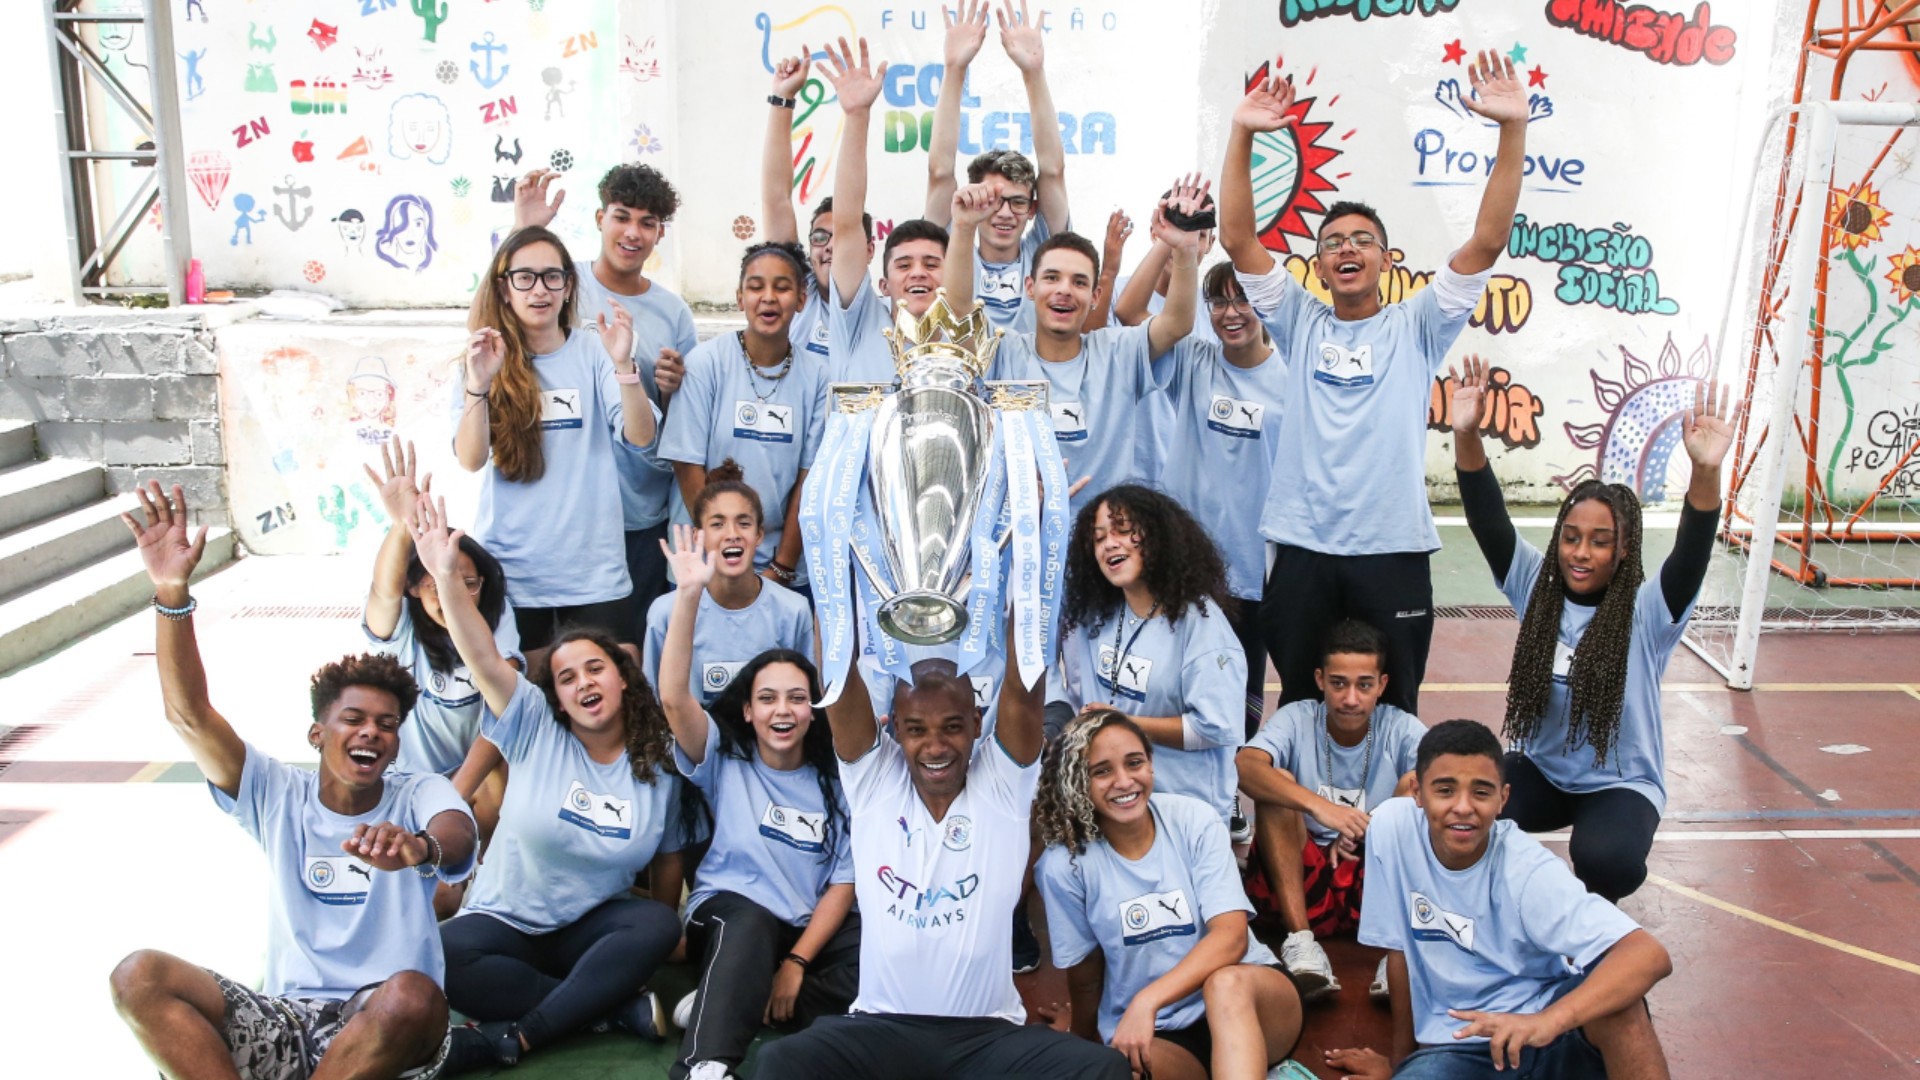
882, 288, 1002, 380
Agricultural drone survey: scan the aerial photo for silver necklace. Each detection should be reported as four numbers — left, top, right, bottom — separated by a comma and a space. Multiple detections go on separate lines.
1319, 704, 1375, 805
739, 331, 794, 402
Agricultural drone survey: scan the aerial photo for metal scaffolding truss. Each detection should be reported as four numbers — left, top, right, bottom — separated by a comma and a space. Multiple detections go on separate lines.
45, 0, 191, 304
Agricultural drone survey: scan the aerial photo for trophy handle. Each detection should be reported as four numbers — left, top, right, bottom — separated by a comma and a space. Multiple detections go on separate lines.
849, 543, 896, 603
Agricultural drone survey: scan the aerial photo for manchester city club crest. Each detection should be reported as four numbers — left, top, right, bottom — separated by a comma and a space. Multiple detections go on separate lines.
307, 860, 335, 889
941, 815, 973, 851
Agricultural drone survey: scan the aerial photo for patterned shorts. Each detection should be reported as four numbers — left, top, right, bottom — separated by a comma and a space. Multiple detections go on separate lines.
207, 969, 451, 1080
1243, 836, 1367, 938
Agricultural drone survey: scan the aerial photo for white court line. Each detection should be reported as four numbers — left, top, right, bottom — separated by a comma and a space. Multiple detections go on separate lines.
1537, 829, 1920, 842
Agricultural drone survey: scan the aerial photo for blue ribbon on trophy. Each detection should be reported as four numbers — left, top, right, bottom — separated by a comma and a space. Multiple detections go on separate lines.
799, 288, 1064, 705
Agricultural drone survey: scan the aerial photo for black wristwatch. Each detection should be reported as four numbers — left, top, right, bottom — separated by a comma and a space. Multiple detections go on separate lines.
768, 93, 796, 109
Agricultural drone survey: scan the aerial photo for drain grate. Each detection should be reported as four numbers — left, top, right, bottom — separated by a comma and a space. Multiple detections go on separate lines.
232, 605, 362, 620
1435, 605, 1515, 620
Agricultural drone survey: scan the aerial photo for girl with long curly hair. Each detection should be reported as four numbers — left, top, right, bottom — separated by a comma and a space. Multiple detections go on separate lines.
1452, 355, 1737, 901
1054, 485, 1247, 826
412, 496, 693, 1069
1034, 710, 1302, 1079
455, 224, 661, 650
655, 524, 860, 1080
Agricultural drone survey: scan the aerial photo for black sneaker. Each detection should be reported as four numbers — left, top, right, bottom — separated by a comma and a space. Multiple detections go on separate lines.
1012, 906, 1041, 974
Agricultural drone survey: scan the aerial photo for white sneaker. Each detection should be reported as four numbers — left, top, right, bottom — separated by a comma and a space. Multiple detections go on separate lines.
1280, 930, 1339, 1002
687, 1062, 735, 1080
1370, 954, 1390, 1002
673, 990, 697, 1031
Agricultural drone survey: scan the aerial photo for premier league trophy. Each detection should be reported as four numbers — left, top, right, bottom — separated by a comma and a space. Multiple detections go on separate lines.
799, 290, 1070, 703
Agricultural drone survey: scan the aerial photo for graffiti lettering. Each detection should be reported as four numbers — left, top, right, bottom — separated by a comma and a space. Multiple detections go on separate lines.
290, 79, 347, 116
254, 502, 298, 534
1413, 129, 1585, 187
360, 0, 398, 14
562, 32, 599, 57
232, 117, 271, 148
1429, 366, 1546, 448
1280, 252, 1534, 334
1545, 0, 1736, 67
1280, 0, 1461, 27
878, 62, 1117, 156
1848, 407, 1920, 474
479, 97, 518, 125
1508, 214, 1678, 314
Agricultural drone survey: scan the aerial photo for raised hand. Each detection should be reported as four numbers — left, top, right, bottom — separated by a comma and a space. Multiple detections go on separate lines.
996, 0, 1043, 74
596, 304, 635, 371
1460, 51, 1527, 126
1233, 60, 1296, 133
943, 1, 990, 69
363, 438, 430, 529
345, 821, 430, 873
121, 481, 208, 589
465, 328, 506, 394
661, 523, 718, 594
771, 49, 810, 100
817, 37, 886, 114
1101, 208, 1133, 268
512, 168, 566, 229
952, 181, 998, 232
411, 493, 464, 585
1448, 354, 1492, 438
1682, 379, 1740, 470
654, 346, 684, 396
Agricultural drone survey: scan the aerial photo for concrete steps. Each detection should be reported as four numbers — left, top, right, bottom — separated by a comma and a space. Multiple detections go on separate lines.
0, 419, 234, 675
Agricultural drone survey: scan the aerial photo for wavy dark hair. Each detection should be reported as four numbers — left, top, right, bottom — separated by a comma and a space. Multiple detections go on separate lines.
700, 649, 846, 865
1504, 481, 1644, 767
1061, 484, 1233, 636
1035, 708, 1150, 856
539, 628, 673, 783
405, 534, 507, 674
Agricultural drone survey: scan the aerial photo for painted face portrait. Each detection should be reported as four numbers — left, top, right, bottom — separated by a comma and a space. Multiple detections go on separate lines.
335, 209, 366, 250
374, 195, 437, 272
387, 93, 452, 164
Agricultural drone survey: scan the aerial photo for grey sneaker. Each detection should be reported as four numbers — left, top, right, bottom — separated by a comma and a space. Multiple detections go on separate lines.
687, 1062, 735, 1080
673, 990, 697, 1031
1370, 954, 1391, 1002
1280, 929, 1339, 1002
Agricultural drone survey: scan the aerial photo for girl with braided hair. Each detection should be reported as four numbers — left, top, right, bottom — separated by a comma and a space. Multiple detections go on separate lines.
1035, 709, 1302, 1079
1451, 355, 1737, 901
1052, 485, 1249, 828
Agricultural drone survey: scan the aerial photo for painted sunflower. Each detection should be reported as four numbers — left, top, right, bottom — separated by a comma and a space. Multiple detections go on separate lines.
1829, 181, 1891, 251
1885, 246, 1920, 304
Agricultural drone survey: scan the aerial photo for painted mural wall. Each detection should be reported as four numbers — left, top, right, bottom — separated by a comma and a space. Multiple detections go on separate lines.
149, 1, 1920, 521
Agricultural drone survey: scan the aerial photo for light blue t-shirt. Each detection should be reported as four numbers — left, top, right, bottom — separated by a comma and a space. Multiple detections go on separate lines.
827, 273, 899, 386
456, 329, 660, 608
659, 332, 829, 585
1245, 700, 1423, 846
789, 274, 832, 361
1054, 600, 1246, 824
1358, 798, 1640, 1047
212, 743, 475, 999
1149, 339, 1285, 599
463, 675, 688, 934
974, 214, 1058, 333
1236, 260, 1490, 556
1118, 276, 1220, 488
642, 582, 816, 708
674, 712, 853, 926
1036, 792, 1277, 1041
362, 602, 525, 776
1497, 538, 1692, 815
572, 260, 697, 531
996, 323, 1162, 519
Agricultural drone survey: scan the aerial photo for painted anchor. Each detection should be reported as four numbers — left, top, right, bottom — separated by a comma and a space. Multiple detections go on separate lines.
273, 176, 313, 231
470, 33, 508, 89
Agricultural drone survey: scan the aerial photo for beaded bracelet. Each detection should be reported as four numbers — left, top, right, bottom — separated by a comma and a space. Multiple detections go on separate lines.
153, 595, 197, 621
413, 830, 444, 877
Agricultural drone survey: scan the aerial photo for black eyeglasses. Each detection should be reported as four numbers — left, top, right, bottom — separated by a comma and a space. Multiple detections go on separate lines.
807, 229, 833, 248
996, 194, 1034, 214
1205, 297, 1253, 314
500, 268, 570, 291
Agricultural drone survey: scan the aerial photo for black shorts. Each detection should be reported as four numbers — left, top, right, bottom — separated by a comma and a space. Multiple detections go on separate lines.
1152, 962, 1300, 1072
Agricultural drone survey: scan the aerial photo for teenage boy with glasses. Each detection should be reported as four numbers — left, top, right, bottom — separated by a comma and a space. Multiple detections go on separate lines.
1219, 52, 1530, 719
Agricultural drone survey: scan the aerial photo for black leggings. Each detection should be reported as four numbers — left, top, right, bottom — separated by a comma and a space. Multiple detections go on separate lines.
512, 598, 631, 652
1501, 752, 1660, 902
1224, 596, 1268, 740
440, 896, 681, 1048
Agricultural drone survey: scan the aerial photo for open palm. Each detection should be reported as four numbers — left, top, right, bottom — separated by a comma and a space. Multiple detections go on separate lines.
122, 482, 208, 588
1682, 380, 1739, 468
1234, 64, 1296, 133
1461, 52, 1527, 125
1449, 355, 1492, 437
662, 524, 717, 593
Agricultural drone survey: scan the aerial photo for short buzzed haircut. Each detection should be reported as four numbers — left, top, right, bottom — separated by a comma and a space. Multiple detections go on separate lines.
881, 218, 950, 265
1414, 719, 1504, 779
1318, 199, 1388, 250
1032, 231, 1100, 280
